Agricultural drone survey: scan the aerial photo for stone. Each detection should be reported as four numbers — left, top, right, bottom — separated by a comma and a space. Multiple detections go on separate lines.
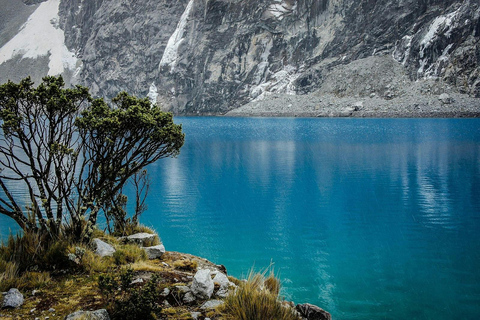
2, 288, 24, 308
122, 233, 158, 246
353, 101, 363, 110
191, 269, 214, 299
215, 287, 230, 298
92, 238, 115, 257
175, 285, 191, 295
143, 244, 165, 259
131, 278, 144, 285
65, 309, 110, 320
200, 299, 224, 310
191, 312, 202, 320
296, 303, 331, 320
183, 292, 196, 304
160, 288, 170, 297
439, 93, 453, 104
384, 90, 395, 100
212, 272, 230, 288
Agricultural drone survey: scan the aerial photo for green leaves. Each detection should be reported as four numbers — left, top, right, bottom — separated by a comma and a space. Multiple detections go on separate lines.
0, 75, 184, 241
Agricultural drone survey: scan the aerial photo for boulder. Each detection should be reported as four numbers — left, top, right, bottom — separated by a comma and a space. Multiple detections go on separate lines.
143, 244, 165, 259
122, 233, 158, 247
92, 239, 115, 257
2, 288, 24, 308
212, 272, 230, 288
65, 309, 110, 320
213, 272, 235, 298
353, 101, 363, 110
200, 299, 224, 310
439, 93, 453, 104
296, 303, 331, 320
191, 269, 214, 299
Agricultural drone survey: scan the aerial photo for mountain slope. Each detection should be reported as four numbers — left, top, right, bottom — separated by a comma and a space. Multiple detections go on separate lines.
0, 0, 479, 115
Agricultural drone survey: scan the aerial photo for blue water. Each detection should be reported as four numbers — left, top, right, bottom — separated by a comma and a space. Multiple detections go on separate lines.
1, 118, 480, 319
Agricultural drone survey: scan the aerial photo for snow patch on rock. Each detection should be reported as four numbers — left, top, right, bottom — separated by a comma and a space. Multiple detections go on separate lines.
265, 0, 294, 21
147, 82, 158, 105
159, 0, 194, 72
251, 65, 300, 101
0, 0, 78, 76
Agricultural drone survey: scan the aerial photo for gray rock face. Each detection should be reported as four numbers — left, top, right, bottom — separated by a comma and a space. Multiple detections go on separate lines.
143, 244, 165, 259
191, 269, 214, 300
65, 309, 110, 320
2, 288, 24, 308
92, 238, 115, 257
296, 303, 331, 320
0, 0, 478, 114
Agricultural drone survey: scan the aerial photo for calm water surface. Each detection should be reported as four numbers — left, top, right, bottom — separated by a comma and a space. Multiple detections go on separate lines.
1, 118, 480, 319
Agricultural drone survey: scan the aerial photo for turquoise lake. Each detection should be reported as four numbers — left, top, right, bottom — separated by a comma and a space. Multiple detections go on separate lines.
1, 117, 480, 319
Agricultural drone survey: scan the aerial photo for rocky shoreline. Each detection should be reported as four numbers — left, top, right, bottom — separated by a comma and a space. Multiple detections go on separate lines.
1, 232, 331, 320
225, 57, 480, 119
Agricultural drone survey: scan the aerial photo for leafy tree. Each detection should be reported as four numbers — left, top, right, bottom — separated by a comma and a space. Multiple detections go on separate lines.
0, 76, 184, 241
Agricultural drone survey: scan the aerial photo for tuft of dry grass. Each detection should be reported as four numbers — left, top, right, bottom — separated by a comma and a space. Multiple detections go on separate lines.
113, 244, 147, 265
173, 258, 198, 272
0, 260, 51, 291
129, 261, 165, 272
81, 250, 115, 274
219, 269, 299, 320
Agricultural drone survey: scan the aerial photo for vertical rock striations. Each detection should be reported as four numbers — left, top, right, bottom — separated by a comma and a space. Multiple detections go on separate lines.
1, 0, 478, 113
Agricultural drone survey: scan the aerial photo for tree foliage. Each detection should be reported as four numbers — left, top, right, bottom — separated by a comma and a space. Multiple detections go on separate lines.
0, 76, 184, 240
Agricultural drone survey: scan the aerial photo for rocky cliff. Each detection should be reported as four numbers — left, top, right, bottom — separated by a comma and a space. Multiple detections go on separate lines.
0, 0, 479, 115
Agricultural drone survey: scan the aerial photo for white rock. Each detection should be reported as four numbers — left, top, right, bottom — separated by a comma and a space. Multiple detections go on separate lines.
191, 312, 202, 320
2, 288, 24, 308
65, 309, 110, 320
143, 244, 165, 259
191, 269, 214, 299
183, 292, 196, 304
439, 93, 453, 104
213, 272, 234, 289
92, 239, 115, 257
131, 278, 144, 285
353, 101, 363, 110
200, 299, 224, 310
123, 233, 157, 246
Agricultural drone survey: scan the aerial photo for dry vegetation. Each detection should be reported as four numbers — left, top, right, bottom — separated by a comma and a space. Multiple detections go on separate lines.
0, 229, 301, 320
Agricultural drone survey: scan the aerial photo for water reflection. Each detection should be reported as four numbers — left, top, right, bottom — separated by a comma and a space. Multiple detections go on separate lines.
2, 118, 480, 320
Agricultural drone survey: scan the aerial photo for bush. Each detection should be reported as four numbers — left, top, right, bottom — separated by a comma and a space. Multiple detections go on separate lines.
98, 268, 162, 320
219, 269, 299, 320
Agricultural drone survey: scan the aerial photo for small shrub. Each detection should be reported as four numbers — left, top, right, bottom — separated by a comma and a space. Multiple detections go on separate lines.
43, 240, 73, 270
98, 269, 162, 320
